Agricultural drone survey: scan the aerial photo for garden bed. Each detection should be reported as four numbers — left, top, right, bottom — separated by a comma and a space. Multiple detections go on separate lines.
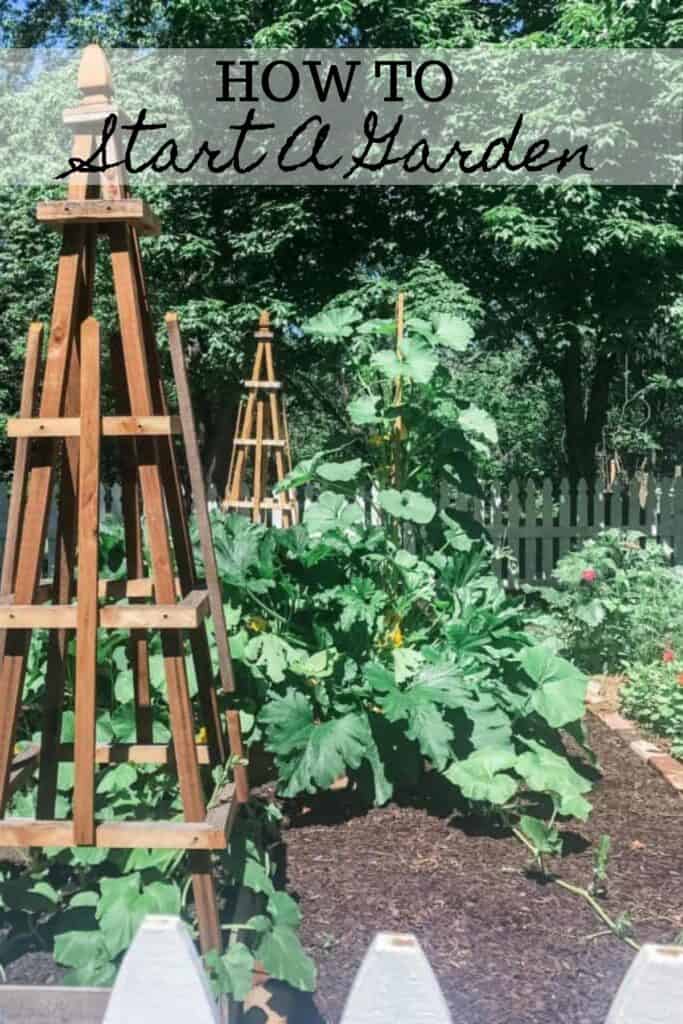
257, 718, 683, 1024
4, 719, 683, 1024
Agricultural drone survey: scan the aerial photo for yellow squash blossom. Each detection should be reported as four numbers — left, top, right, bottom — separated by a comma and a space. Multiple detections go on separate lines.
389, 624, 404, 648
195, 726, 208, 744
246, 615, 267, 633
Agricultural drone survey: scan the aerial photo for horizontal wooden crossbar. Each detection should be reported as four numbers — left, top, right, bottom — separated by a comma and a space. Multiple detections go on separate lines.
223, 498, 297, 510
0, 589, 209, 630
234, 438, 286, 448
22, 577, 185, 604
242, 380, 282, 390
7, 415, 181, 438
36, 199, 161, 236
57, 742, 212, 766
0, 783, 237, 850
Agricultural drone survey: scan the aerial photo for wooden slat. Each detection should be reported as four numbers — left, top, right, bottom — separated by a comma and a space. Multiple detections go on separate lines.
166, 312, 236, 694
0, 816, 230, 850
100, 589, 209, 629
0, 820, 75, 847
73, 316, 100, 846
0, 224, 84, 816
226, 710, 249, 803
58, 742, 211, 765
224, 497, 297, 511
36, 199, 160, 236
234, 438, 285, 448
108, 223, 210, 865
243, 380, 281, 390
0, 591, 209, 630
7, 415, 180, 437
96, 816, 232, 850
0, 323, 43, 664
38, 227, 95, 820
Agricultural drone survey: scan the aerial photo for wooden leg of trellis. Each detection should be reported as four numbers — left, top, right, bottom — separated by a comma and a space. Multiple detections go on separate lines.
166, 313, 236, 695
0, 323, 43, 664
252, 400, 265, 524
226, 710, 249, 803
125, 243, 225, 767
73, 318, 100, 846
37, 325, 82, 818
0, 226, 84, 815
110, 332, 152, 743
39, 228, 95, 818
109, 224, 221, 952
227, 343, 265, 507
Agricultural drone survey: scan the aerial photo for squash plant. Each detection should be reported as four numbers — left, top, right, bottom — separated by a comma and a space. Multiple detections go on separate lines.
208, 302, 593, 855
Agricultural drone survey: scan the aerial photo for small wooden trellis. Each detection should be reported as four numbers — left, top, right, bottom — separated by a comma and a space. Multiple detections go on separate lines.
223, 312, 298, 525
0, 45, 247, 955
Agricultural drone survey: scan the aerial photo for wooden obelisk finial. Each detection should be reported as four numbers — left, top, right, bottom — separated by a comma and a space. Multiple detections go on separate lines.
77, 43, 113, 102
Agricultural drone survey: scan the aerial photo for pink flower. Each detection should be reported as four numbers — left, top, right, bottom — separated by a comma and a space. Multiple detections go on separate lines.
662, 648, 675, 664
581, 568, 598, 583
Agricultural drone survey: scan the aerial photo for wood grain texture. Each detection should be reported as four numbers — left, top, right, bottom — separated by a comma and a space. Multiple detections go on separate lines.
166, 312, 236, 694
73, 316, 100, 845
0, 224, 84, 816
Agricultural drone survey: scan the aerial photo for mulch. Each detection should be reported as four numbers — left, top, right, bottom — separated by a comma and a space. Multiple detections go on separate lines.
256, 718, 683, 1024
4, 719, 683, 1024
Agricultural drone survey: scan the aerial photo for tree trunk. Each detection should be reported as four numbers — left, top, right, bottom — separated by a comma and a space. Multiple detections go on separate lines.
559, 335, 613, 483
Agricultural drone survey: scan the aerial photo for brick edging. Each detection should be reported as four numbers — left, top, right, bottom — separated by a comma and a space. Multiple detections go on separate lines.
586, 697, 683, 795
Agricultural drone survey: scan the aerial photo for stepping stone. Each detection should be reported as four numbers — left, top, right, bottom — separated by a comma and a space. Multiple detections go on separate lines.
341, 933, 452, 1024
103, 915, 220, 1024
606, 943, 683, 1023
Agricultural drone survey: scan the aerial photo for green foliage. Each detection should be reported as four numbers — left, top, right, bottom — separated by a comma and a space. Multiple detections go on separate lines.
532, 530, 683, 673
620, 658, 683, 758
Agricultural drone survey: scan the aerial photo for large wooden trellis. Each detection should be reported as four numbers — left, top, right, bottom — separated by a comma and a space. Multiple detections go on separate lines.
0, 45, 247, 955
223, 312, 298, 525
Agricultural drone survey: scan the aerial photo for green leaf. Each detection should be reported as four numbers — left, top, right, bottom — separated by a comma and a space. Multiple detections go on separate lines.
206, 943, 255, 1001
304, 491, 364, 535
63, 960, 118, 987
96, 874, 145, 959
316, 458, 363, 483
96, 763, 137, 794
575, 599, 606, 627
516, 741, 592, 820
256, 924, 317, 991
267, 891, 302, 928
458, 405, 498, 445
432, 314, 474, 351
261, 691, 371, 796
371, 336, 437, 384
518, 815, 563, 856
446, 747, 519, 805
378, 489, 436, 524
348, 395, 380, 425
246, 633, 291, 684
304, 307, 360, 339
54, 929, 110, 970
521, 646, 587, 727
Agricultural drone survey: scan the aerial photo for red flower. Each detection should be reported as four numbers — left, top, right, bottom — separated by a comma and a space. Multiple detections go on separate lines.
677, 673, 683, 686
662, 648, 675, 664
581, 568, 598, 583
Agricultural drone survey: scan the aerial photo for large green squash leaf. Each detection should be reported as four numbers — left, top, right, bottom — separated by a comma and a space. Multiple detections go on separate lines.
521, 646, 587, 727
446, 747, 519, 805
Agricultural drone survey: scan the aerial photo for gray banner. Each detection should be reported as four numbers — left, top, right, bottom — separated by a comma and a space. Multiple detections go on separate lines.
0, 48, 680, 186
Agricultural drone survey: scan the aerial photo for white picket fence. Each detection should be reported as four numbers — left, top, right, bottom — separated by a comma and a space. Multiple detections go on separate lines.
446, 476, 683, 586
1, 475, 681, 588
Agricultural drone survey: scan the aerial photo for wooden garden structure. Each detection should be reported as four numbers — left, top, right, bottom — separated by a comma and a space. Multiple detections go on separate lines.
223, 312, 298, 525
0, 45, 247, 955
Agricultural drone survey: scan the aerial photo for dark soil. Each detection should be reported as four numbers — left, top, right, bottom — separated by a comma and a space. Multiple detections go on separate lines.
262, 718, 683, 1024
5, 719, 683, 1024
